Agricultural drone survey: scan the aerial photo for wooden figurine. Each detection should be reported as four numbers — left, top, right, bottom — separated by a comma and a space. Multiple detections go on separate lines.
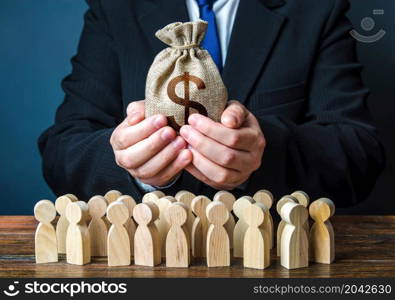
64, 193, 78, 202
309, 198, 335, 264
65, 201, 91, 265
175, 190, 196, 238
276, 195, 297, 256
291, 190, 310, 236
133, 202, 161, 266
155, 196, 176, 257
206, 202, 230, 267
104, 190, 122, 204
233, 196, 255, 257
55, 194, 77, 254
107, 201, 131, 266
280, 202, 309, 269
243, 203, 270, 269
166, 202, 190, 267
34, 200, 58, 263
213, 190, 236, 249
142, 191, 165, 203
87, 196, 108, 256
117, 195, 137, 258
253, 189, 274, 249
191, 195, 211, 257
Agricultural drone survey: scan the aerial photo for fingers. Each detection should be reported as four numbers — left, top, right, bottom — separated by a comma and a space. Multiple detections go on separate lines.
131, 136, 186, 179
187, 113, 259, 151
180, 125, 250, 170
138, 149, 193, 187
116, 126, 176, 169
221, 100, 249, 128
185, 165, 233, 190
127, 100, 145, 116
111, 114, 168, 150
188, 147, 240, 186
126, 100, 146, 125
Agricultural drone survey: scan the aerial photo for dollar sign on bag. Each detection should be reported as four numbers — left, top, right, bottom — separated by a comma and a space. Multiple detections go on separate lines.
167, 72, 208, 130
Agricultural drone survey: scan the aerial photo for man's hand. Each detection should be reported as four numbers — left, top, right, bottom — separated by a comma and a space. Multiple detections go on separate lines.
110, 100, 192, 187
180, 100, 265, 190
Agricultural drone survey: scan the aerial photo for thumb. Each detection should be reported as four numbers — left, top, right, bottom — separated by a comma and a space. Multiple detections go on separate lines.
221, 100, 249, 129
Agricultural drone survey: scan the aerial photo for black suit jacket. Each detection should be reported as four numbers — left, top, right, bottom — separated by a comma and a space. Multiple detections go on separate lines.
38, 0, 385, 207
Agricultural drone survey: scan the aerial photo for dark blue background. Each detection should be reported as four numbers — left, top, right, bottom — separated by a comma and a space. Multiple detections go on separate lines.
0, 0, 393, 214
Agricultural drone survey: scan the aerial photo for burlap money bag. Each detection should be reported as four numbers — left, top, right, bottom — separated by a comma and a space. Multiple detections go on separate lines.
145, 20, 228, 130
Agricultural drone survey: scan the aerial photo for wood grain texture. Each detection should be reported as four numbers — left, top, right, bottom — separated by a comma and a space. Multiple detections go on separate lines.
243, 203, 270, 269
191, 196, 211, 258
280, 202, 309, 269
34, 200, 58, 264
291, 191, 310, 237
309, 198, 335, 264
0, 215, 394, 278
133, 202, 161, 266
65, 201, 91, 266
233, 196, 255, 258
175, 190, 196, 239
107, 201, 130, 266
253, 190, 274, 249
276, 196, 297, 256
87, 196, 108, 257
213, 191, 236, 249
166, 203, 190, 268
117, 195, 137, 258
104, 190, 122, 205
156, 196, 176, 257
206, 202, 230, 267
142, 191, 165, 204
55, 195, 77, 254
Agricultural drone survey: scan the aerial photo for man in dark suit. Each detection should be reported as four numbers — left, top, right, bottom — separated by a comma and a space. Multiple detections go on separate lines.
38, 0, 384, 207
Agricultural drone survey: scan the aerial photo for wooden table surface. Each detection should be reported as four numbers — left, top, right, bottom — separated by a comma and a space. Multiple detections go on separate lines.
0, 215, 394, 278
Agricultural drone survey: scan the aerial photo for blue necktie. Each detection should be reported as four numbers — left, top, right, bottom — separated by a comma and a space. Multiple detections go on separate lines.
196, 0, 223, 72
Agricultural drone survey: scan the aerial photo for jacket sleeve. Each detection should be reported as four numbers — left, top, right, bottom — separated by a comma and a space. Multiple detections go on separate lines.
38, 0, 143, 201
247, 0, 385, 207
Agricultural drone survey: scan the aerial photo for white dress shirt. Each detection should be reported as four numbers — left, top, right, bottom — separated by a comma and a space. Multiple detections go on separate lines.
135, 0, 240, 192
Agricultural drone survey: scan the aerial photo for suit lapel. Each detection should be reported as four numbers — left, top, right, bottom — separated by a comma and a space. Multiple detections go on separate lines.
222, 0, 286, 104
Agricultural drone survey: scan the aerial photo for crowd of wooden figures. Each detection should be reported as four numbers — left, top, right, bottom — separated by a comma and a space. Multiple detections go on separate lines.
34, 189, 335, 270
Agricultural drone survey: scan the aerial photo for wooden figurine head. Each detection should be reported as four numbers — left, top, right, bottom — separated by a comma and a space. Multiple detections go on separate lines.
175, 190, 196, 207
167, 202, 188, 227
206, 202, 229, 226
133, 202, 159, 226
104, 190, 122, 204
281, 202, 308, 227
309, 198, 335, 223
65, 201, 89, 225
117, 195, 137, 218
253, 190, 273, 209
233, 196, 255, 219
34, 200, 56, 224
244, 202, 266, 228
213, 191, 236, 212
291, 191, 310, 208
191, 195, 211, 218
276, 195, 297, 215
142, 191, 165, 203
107, 201, 129, 226
55, 195, 77, 216
87, 196, 107, 219
64, 193, 78, 202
